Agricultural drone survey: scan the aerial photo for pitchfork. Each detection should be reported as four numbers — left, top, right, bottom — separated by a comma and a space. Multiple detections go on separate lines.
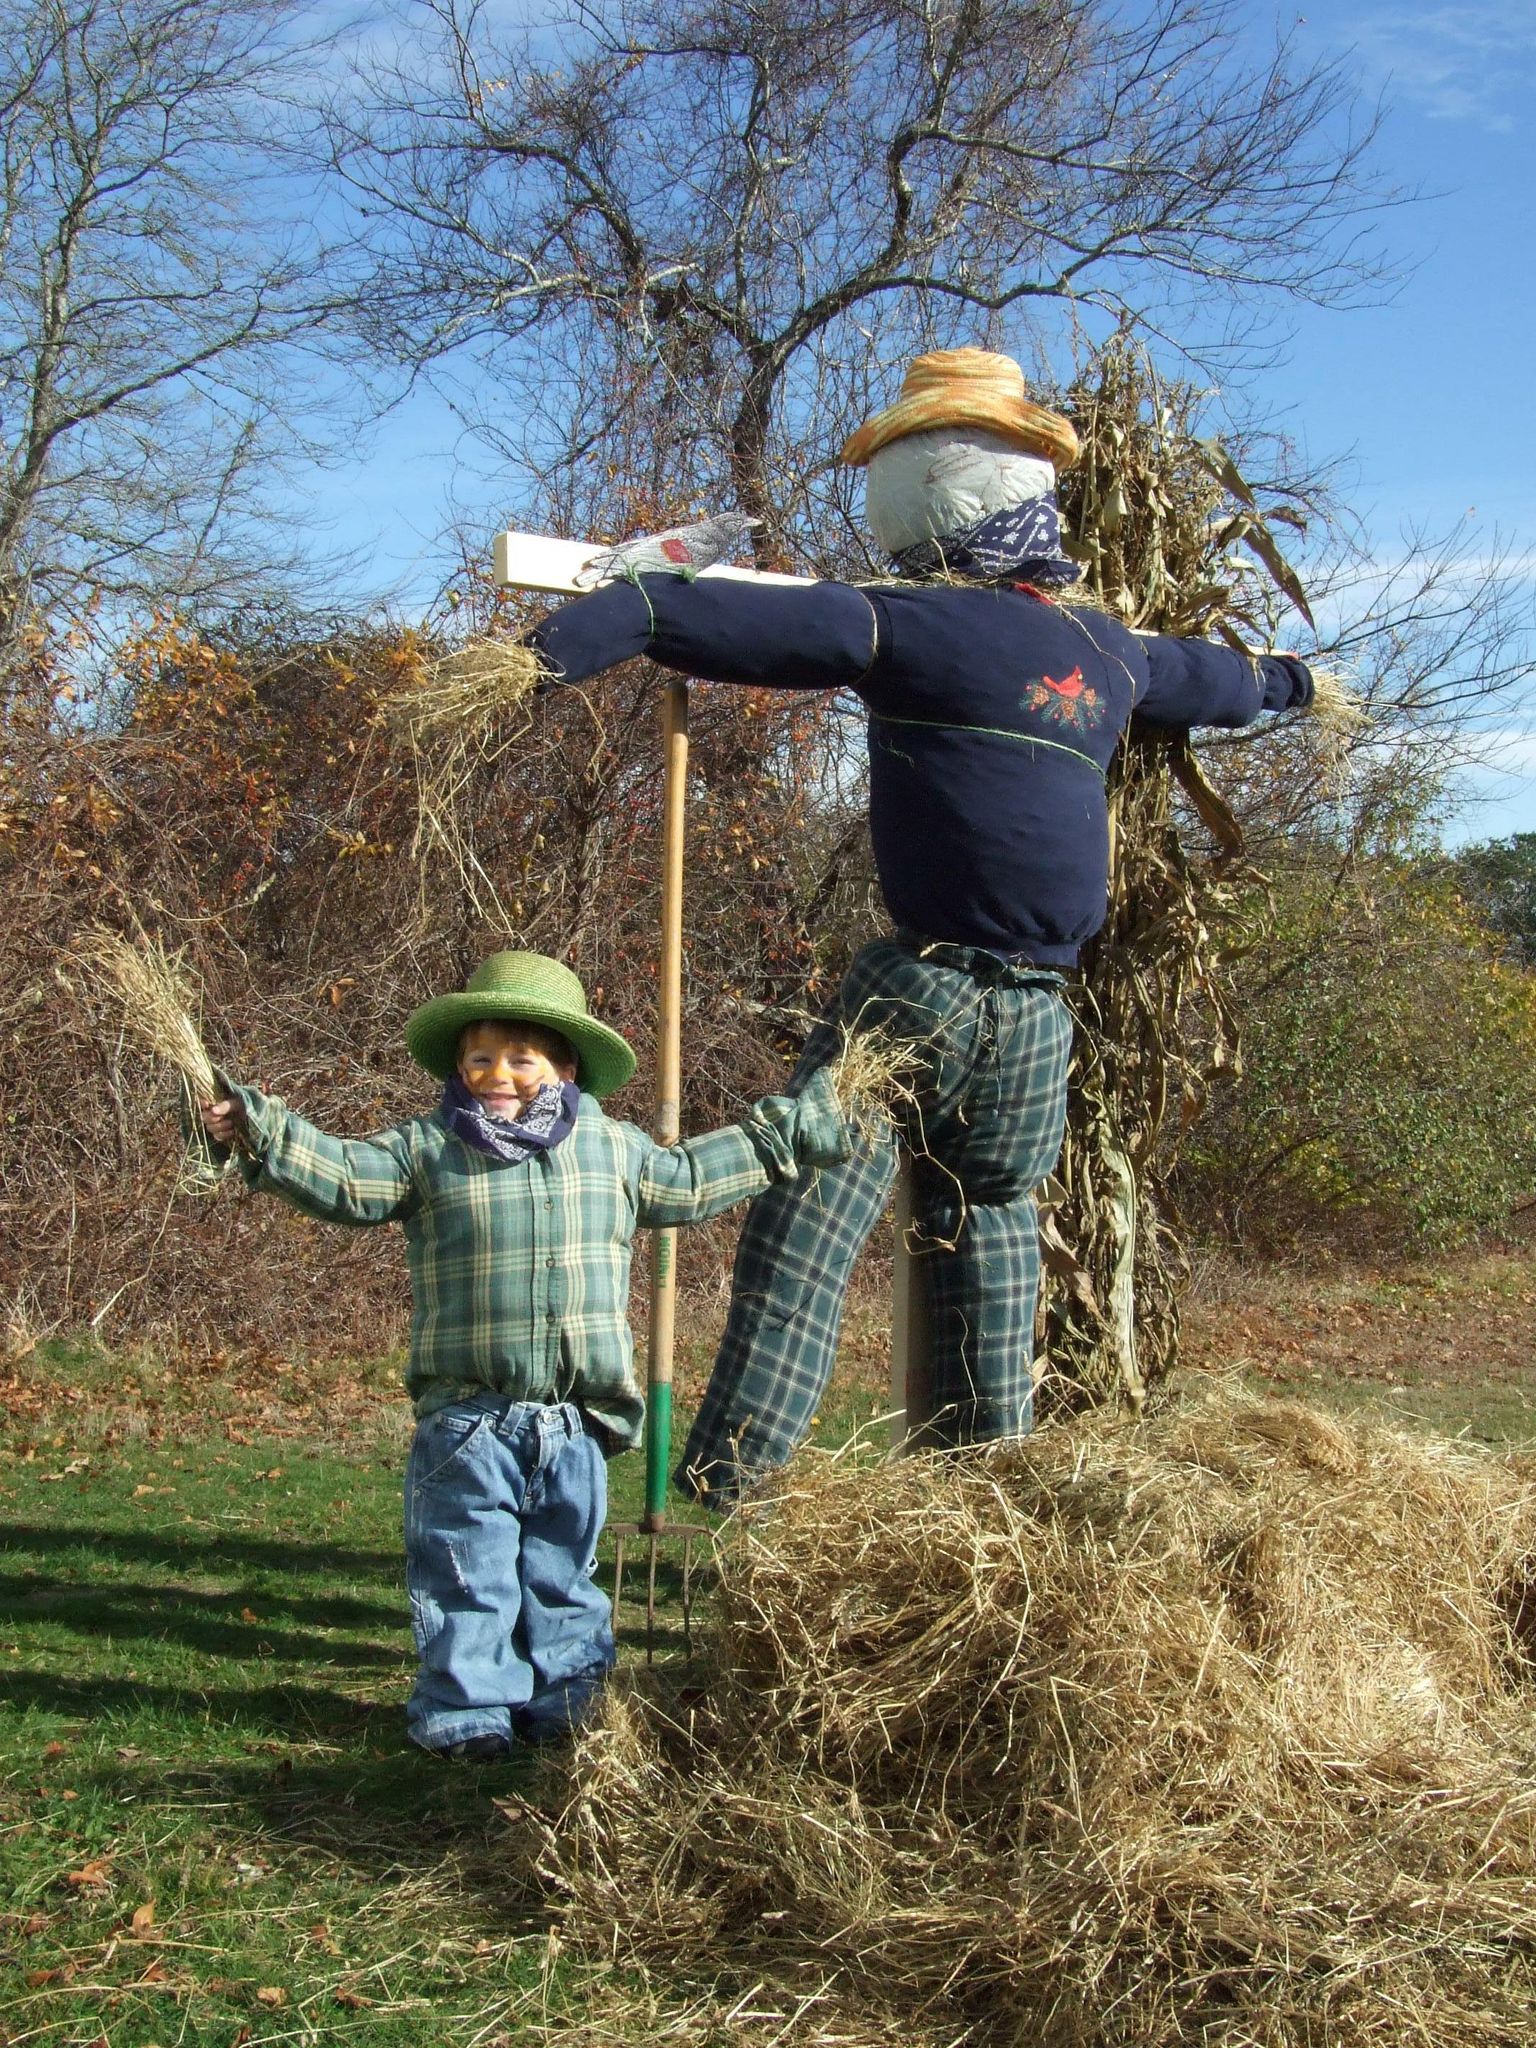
607, 674, 706, 1660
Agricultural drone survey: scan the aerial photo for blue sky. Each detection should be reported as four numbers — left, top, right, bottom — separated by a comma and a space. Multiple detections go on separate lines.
301, 0, 1536, 845
1281, 3, 1536, 842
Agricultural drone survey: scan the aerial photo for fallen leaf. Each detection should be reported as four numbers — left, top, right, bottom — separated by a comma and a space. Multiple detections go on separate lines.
239, 1607, 260, 1625
132, 1483, 155, 1497
130, 1901, 156, 1936
66, 1858, 111, 1889
333, 1988, 374, 2009
24, 1910, 48, 1934
255, 1985, 287, 2007
41, 1741, 65, 1759
135, 1956, 167, 1984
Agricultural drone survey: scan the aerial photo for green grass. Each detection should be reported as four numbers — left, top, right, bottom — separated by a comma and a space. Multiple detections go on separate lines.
0, 1427, 547, 2043
0, 1346, 581, 2045
0, 1334, 893, 2045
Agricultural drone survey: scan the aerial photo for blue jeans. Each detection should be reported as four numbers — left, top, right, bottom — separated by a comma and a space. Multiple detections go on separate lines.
403, 1396, 615, 1751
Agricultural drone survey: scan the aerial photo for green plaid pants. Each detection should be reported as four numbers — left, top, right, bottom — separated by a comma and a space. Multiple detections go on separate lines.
676, 935, 1072, 1505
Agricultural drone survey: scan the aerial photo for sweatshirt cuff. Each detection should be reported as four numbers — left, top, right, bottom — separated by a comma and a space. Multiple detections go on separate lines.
526, 579, 657, 687
1259, 654, 1313, 712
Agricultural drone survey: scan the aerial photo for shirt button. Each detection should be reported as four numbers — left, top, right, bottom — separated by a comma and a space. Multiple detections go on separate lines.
545, 1198, 554, 1210
547, 1310, 557, 1322
546, 1256, 555, 1267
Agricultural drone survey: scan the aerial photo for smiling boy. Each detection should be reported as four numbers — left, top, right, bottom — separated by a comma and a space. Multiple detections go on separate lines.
198, 950, 850, 1758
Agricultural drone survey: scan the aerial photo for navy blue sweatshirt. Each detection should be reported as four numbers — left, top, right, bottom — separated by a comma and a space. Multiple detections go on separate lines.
531, 574, 1312, 968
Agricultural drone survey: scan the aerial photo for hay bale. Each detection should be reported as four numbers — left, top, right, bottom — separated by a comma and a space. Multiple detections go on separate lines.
510, 1395, 1536, 2046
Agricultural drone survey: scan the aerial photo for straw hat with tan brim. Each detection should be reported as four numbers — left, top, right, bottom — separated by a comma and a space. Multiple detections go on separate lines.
840, 348, 1079, 471
405, 950, 636, 1098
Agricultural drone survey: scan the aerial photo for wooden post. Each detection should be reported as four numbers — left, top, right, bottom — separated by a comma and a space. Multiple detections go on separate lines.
888, 1154, 932, 1450
644, 678, 689, 1533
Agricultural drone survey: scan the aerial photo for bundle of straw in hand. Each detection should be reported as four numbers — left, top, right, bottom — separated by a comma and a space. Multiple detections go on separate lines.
1307, 663, 1368, 743
72, 925, 235, 1181
387, 637, 546, 745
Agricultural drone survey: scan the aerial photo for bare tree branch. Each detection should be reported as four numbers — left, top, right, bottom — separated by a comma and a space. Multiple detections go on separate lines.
0, 0, 355, 678
323, 0, 1400, 557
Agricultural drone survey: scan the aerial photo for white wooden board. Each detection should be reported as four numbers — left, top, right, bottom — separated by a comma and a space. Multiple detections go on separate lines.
494, 527, 813, 594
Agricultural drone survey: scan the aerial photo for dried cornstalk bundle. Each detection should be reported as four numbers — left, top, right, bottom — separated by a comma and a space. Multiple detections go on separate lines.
508, 1395, 1536, 2047
1047, 339, 1332, 1409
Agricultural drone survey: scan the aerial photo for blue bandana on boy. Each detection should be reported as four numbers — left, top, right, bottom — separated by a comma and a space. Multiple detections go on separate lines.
892, 493, 1082, 586
440, 1076, 580, 1164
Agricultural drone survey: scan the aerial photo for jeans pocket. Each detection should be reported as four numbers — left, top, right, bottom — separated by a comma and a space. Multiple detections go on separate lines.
410, 1408, 491, 1492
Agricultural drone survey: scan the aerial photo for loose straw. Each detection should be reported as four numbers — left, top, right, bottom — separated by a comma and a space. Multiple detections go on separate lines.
73, 925, 236, 1183
1307, 663, 1368, 743
387, 638, 545, 744
824, 1016, 926, 1137
74, 925, 221, 1105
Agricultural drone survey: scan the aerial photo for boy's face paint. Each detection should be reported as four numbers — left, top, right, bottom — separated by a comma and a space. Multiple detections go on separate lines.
457, 1021, 577, 1120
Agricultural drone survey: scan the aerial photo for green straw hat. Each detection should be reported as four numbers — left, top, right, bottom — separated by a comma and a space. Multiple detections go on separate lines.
405, 951, 636, 1098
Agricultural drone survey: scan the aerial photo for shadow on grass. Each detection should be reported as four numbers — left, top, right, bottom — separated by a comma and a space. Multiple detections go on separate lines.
0, 1522, 400, 1578
161, 1743, 559, 1898
0, 1666, 397, 1735
0, 1575, 403, 1664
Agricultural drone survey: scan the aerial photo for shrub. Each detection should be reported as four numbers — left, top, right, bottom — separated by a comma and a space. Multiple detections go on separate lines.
1180, 856, 1536, 1251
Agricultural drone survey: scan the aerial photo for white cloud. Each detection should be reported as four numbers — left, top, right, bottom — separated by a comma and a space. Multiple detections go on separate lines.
1344, 6, 1536, 128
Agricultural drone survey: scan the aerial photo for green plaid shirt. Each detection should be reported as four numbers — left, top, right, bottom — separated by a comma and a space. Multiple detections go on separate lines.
227, 1073, 848, 1450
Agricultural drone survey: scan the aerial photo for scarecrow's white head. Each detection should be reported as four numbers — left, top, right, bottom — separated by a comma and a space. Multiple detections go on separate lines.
841, 347, 1079, 560
863, 429, 1057, 557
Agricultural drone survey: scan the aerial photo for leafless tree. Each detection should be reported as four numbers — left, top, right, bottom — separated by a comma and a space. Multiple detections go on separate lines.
0, 0, 349, 686
327, 0, 1397, 560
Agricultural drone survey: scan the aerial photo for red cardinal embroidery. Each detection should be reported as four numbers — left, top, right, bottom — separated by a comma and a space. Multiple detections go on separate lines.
1023, 667, 1103, 732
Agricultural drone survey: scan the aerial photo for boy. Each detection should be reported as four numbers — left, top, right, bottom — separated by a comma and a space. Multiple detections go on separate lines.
198, 949, 850, 1759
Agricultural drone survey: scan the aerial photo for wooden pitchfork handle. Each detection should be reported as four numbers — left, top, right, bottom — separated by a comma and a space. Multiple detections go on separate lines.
643, 678, 688, 1533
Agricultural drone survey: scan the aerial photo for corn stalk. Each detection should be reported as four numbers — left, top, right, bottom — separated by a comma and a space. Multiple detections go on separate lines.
1042, 338, 1312, 1411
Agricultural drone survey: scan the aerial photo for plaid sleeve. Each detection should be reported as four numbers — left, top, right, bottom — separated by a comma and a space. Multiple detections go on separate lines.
230, 1085, 418, 1227
633, 1075, 853, 1228
634, 1124, 771, 1229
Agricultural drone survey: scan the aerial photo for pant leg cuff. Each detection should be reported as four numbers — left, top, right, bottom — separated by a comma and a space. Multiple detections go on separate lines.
408, 1706, 515, 1753
672, 1449, 745, 1509
517, 1667, 609, 1741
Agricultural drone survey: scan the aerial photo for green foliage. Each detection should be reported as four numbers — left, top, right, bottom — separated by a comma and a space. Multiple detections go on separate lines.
1446, 832, 1536, 966
1184, 859, 1536, 1250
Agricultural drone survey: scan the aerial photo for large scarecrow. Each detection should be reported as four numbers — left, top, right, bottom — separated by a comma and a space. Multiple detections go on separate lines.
529, 348, 1315, 1505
